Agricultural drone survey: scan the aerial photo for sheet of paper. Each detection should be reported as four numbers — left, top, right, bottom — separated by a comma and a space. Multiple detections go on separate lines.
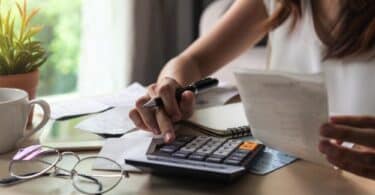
95, 83, 147, 107
76, 106, 136, 135
235, 69, 329, 166
195, 82, 239, 109
93, 130, 153, 172
49, 82, 146, 120
50, 99, 111, 120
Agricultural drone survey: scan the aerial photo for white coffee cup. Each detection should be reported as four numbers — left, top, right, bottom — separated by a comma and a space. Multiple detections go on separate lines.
0, 88, 50, 154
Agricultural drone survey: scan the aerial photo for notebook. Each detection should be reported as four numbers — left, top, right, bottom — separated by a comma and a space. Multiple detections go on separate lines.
183, 103, 251, 138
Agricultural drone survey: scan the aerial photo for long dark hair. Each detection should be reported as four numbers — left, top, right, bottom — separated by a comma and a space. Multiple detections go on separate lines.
266, 0, 375, 59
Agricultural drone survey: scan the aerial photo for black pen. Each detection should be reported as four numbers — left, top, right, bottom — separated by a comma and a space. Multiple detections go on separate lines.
142, 77, 219, 108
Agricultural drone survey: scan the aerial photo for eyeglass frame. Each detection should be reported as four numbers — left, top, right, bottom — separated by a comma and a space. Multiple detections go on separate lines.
8, 145, 129, 195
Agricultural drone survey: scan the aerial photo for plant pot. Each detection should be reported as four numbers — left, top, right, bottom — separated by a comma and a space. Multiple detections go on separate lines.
0, 70, 40, 126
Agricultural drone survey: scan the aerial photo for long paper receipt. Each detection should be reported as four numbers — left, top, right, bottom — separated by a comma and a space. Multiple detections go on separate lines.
235, 69, 329, 166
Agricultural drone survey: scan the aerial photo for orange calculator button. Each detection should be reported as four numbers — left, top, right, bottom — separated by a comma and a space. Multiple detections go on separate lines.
239, 141, 258, 151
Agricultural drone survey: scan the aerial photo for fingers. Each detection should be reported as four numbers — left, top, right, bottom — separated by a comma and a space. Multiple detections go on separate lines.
179, 91, 195, 119
319, 140, 375, 179
320, 123, 375, 147
129, 109, 148, 130
319, 139, 375, 167
156, 78, 182, 121
155, 108, 175, 143
130, 78, 196, 143
326, 156, 375, 179
331, 115, 375, 128
135, 96, 160, 134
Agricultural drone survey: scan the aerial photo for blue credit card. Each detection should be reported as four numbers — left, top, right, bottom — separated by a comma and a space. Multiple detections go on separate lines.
249, 147, 298, 175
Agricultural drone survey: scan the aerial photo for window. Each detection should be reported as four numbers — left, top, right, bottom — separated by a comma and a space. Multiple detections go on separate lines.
28, 0, 82, 96
26, 0, 132, 97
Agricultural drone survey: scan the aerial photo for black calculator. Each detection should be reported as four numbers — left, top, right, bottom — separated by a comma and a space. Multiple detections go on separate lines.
125, 135, 265, 181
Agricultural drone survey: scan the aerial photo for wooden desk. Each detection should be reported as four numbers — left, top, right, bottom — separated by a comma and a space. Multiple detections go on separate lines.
1, 127, 374, 195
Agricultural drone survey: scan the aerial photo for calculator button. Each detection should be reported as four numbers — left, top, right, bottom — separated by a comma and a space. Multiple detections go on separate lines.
180, 137, 211, 153
176, 135, 195, 142
227, 155, 245, 162
239, 142, 258, 151
213, 149, 231, 157
222, 140, 242, 148
213, 140, 242, 157
188, 154, 206, 161
223, 159, 241, 166
231, 150, 250, 158
236, 149, 251, 154
209, 154, 226, 159
171, 141, 187, 147
196, 148, 211, 154
159, 145, 178, 153
179, 146, 196, 152
172, 152, 189, 158
206, 157, 223, 163
225, 139, 243, 146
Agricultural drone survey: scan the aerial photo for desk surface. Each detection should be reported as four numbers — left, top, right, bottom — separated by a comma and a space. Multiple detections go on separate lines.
1, 127, 374, 195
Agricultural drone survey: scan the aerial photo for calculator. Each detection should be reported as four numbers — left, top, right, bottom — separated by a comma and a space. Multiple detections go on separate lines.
125, 135, 265, 181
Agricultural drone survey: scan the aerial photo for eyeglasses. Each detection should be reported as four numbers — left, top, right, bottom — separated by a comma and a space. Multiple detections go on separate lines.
8, 145, 129, 194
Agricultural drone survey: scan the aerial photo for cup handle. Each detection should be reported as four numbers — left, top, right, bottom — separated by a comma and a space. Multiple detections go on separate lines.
23, 99, 51, 140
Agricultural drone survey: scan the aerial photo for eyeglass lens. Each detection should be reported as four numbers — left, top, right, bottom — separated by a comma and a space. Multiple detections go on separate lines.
72, 157, 123, 194
10, 146, 59, 179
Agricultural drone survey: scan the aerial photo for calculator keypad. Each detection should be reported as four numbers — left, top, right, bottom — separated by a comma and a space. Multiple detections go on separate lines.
152, 135, 263, 168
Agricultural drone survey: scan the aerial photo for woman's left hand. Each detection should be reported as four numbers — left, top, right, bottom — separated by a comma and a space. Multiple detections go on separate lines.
319, 115, 375, 180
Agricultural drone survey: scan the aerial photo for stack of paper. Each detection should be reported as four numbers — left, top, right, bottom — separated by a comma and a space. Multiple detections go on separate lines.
50, 83, 146, 120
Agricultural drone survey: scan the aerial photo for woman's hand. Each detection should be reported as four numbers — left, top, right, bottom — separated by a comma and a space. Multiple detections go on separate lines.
319, 116, 375, 180
129, 77, 195, 143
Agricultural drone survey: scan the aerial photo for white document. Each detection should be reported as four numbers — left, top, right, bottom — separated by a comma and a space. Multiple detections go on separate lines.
234, 69, 329, 166
50, 99, 111, 120
50, 83, 146, 120
93, 130, 153, 172
95, 83, 147, 107
76, 106, 136, 135
195, 82, 239, 109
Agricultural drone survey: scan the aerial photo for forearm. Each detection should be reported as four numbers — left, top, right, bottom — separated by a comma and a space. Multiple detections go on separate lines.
158, 0, 269, 85
185, 0, 269, 77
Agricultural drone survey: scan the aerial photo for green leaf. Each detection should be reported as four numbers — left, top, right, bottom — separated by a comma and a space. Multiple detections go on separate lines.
9, 17, 15, 45
28, 55, 47, 72
0, 0, 47, 75
0, 13, 3, 35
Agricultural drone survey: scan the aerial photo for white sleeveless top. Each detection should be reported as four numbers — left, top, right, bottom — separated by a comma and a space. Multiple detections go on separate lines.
263, 0, 375, 115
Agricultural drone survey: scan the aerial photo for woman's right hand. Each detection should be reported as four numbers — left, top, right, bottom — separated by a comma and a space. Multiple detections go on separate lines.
129, 77, 196, 143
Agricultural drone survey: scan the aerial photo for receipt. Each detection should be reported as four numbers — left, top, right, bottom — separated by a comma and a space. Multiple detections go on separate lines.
76, 106, 136, 135
235, 69, 330, 166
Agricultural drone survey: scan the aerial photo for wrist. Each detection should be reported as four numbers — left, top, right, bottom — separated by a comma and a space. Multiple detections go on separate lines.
158, 55, 202, 85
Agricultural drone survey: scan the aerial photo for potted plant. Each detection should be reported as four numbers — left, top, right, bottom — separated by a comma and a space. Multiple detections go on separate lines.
0, 0, 47, 123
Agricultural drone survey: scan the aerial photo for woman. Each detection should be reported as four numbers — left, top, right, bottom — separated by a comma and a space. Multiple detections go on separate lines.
129, 0, 375, 179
